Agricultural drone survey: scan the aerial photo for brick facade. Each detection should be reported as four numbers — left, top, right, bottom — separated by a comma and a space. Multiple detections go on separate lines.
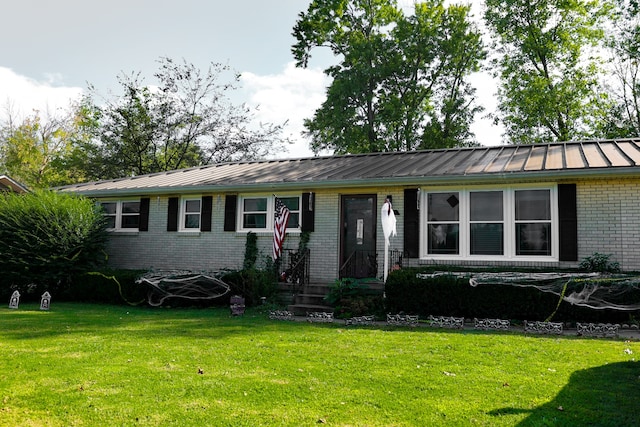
102, 178, 640, 278
576, 177, 640, 271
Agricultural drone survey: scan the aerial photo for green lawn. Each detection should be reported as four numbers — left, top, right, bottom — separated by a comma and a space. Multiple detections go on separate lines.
0, 303, 638, 426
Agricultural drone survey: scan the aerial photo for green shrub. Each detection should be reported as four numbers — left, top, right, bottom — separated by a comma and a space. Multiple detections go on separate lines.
325, 278, 385, 319
221, 268, 278, 307
579, 252, 620, 273
61, 269, 148, 305
384, 267, 640, 323
0, 190, 108, 299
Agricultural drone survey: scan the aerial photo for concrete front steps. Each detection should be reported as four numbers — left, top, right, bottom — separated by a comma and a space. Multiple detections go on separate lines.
287, 282, 333, 316
278, 280, 385, 316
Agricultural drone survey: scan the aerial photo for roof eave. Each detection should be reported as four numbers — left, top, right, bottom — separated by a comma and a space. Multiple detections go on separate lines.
60, 166, 640, 198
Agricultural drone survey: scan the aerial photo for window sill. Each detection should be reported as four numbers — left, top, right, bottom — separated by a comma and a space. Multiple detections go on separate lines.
236, 229, 302, 234
420, 255, 559, 263
107, 230, 139, 236
177, 230, 202, 236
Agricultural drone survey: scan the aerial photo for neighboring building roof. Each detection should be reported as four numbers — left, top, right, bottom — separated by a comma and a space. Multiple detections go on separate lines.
0, 175, 28, 193
58, 138, 640, 197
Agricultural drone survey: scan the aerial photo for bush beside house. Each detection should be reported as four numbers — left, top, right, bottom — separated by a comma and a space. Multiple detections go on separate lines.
0, 190, 108, 301
384, 267, 640, 324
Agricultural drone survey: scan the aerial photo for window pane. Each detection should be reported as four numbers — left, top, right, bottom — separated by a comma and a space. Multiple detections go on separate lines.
428, 193, 459, 221
428, 224, 459, 254
515, 190, 550, 220
516, 223, 551, 255
100, 202, 116, 214
470, 223, 504, 255
185, 213, 200, 229
287, 213, 299, 228
243, 213, 267, 228
280, 197, 299, 211
185, 200, 201, 213
104, 216, 116, 229
244, 198, 267, 212
122, 202, 140, 214
121, 215, 140, 229
470, 191, 503, 221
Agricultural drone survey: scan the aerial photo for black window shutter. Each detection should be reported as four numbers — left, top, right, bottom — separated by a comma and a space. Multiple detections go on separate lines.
201, 196, 213, 232
301, 192, 315, 232
558, 184, 578, 261
404, 189, 420, 258
224, 195, 237, 232
167, 197, 179, 232
139, 197, 150, 231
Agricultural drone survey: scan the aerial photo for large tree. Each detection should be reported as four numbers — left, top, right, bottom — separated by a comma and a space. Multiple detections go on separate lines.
89, 58, 289, 178
292, 0, 485, 154
484, 0, 611, 144
600, 0, 640, 138
0, 104, 92, 188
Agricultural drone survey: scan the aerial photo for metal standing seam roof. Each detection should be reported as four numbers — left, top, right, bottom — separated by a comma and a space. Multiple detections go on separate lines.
57, 139, 640, 196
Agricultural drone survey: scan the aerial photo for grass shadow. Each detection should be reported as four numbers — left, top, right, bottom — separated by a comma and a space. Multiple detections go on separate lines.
489, 361, 640, 426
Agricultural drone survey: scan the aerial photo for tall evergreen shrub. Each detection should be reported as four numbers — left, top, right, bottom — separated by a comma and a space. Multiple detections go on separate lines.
0, 190, 108, 298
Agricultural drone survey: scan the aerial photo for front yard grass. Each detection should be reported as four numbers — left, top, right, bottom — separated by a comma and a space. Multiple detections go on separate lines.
0, 303, 638, 426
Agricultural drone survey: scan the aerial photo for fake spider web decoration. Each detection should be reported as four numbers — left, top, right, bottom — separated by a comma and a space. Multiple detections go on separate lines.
417, 271, 640, 311
136, 271, 231, 307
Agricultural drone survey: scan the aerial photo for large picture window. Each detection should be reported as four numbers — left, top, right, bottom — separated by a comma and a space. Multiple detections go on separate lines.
515, 189, 551, 256
100, 200, 140, 230
427, 192, 459, 254
239, 195, 301, 231
421, 186, 556, 260
470, 191, 504, 255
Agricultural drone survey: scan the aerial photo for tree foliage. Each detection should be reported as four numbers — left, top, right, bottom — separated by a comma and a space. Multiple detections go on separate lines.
484, 0, 611, 144
600, 0, 640, 137
0, 105, 93, 188
292, 0, 485, 154
87, 58, 289, 179
0, 190, 108, 296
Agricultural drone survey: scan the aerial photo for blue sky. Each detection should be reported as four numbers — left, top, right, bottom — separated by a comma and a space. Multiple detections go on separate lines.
0, 0, 500, 158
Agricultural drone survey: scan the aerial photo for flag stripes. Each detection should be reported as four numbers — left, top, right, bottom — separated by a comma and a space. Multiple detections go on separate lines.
272, 197, 290, 260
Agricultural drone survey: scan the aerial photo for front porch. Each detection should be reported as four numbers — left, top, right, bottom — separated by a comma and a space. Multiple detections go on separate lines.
275, 248, 399, 315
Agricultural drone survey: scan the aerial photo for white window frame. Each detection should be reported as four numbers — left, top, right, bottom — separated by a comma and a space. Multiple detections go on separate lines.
419, 184, 558, 261
99, 199, 141, 232
237, 194, 302, 233
179, 196, 202, 232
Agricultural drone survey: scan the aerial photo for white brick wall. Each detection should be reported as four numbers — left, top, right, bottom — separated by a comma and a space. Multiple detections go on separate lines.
103, 178, 640, 276
576, 178, 640, 271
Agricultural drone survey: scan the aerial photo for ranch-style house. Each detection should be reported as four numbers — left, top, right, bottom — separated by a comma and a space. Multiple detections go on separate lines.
59, 139, 640, 284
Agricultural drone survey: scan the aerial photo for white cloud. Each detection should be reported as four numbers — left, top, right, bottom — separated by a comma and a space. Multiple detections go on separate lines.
241, 62, 330, 158
0, 67, 82, 121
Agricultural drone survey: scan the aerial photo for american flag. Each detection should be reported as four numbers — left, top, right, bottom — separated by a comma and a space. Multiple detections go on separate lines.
272, 197, 290, 260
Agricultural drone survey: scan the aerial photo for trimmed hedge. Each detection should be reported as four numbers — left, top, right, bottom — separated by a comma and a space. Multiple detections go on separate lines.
0, 190, 108, 299
385, 267, 640, 323
61, 269, 148, 305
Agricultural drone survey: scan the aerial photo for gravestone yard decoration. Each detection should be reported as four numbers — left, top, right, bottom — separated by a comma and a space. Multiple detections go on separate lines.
230, 295, 245, 316
40, 292, 51, 310
9, 291, 20, 309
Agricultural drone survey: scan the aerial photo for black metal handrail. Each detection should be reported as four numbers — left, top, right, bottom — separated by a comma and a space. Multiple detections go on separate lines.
278, 248, 310, 294
339, 250, 378, 279
339, 249, 406, 280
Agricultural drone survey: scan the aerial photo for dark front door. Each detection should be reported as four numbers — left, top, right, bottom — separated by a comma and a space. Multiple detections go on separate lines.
340, 195, 377, 278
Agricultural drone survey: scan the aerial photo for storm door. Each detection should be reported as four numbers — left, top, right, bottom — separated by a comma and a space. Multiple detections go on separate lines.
340, 195, 377, 278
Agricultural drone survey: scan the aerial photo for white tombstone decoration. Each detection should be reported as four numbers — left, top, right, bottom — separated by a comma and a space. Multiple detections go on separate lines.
40, 292, 51, 311
9, 290, 20, 309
